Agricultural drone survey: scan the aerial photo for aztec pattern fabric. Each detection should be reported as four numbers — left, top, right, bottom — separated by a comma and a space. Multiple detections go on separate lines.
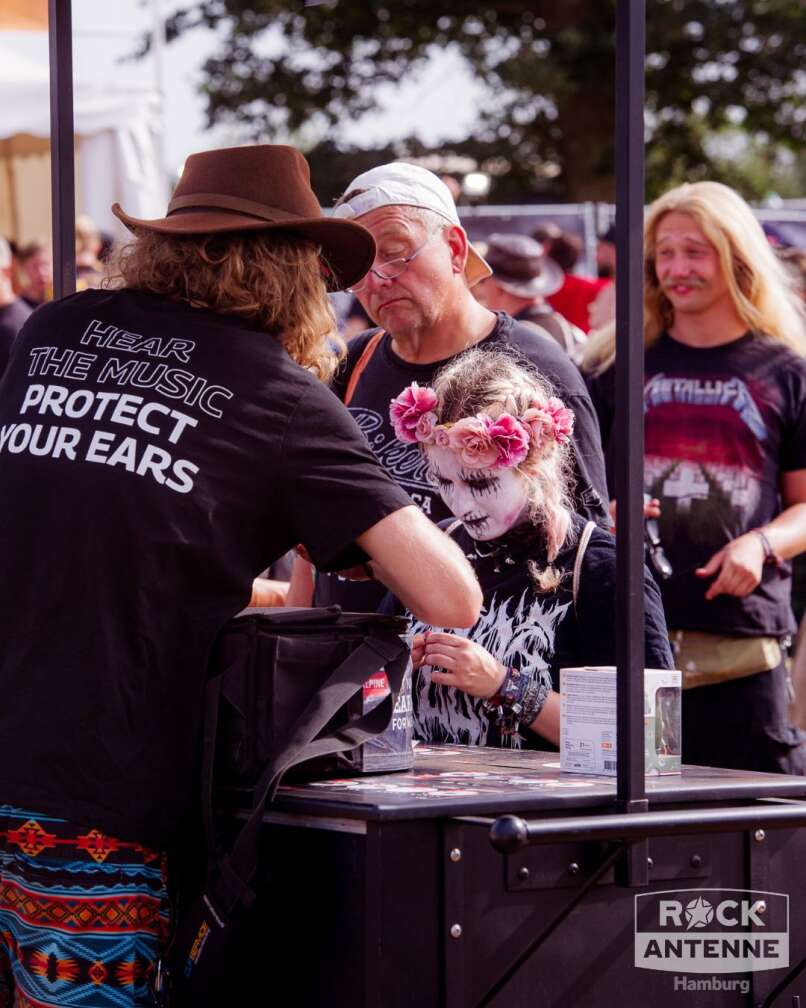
0, 806, 170, 1007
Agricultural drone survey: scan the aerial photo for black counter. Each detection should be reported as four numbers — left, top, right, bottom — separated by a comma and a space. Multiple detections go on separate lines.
231, 746, 806, 1007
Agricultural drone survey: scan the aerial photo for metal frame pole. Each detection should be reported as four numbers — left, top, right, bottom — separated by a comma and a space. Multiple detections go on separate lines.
151, 0, 169, 201
613, 0, 648, 857
489, 802, 806, 851
582, 201, 598, 276
48, 0, 76, 299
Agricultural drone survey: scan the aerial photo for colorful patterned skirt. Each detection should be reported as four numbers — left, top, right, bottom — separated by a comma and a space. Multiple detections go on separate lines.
0, 805, 170, 1007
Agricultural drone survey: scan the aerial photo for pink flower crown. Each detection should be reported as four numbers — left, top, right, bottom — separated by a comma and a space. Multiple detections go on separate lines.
389, 381, 574, 471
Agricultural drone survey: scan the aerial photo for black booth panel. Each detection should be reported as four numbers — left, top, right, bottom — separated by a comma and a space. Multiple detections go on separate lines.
228, 814, 806, 1007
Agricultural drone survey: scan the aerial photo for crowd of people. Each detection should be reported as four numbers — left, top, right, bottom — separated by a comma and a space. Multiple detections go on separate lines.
0, 217, 111, 373
292, 160, 806, 775
0, 142, 805, 1004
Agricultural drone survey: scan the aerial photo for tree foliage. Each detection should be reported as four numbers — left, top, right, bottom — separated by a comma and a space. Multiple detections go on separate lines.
160, 0, 805, 202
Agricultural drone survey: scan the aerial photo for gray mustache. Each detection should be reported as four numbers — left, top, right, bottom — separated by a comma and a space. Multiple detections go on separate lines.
663, 278, 706, 289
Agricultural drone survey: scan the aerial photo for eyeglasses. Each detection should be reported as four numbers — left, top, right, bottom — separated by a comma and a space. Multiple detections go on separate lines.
348, 229, 445, 294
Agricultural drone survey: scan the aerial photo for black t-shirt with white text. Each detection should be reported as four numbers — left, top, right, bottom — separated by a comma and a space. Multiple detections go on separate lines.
318, 312, 609, 613
587, 332, 806, 637
0, 288, 411, 847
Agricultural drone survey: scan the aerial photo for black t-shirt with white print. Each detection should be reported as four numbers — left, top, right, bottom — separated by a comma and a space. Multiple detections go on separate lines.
317, 311, 609, 613
587, 331, 806, 637
386, 514, 672, 749
0, 288, 411, 848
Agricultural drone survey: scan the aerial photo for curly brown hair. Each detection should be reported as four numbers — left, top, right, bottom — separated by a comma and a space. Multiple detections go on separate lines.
105, 230, 343, 381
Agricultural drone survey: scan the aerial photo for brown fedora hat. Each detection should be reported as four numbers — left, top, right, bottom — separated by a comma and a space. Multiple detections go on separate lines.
111, 144, 375, 291
485, 232, 564, 299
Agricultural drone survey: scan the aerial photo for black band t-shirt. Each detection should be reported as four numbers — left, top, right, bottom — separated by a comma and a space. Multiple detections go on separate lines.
318, 311, 609, 613
386, 515, 672, 749
587, 331, 806, 637
0, 288, 411, 848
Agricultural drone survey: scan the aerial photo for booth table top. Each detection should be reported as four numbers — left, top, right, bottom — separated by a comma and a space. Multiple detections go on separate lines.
263, 744, 806, 823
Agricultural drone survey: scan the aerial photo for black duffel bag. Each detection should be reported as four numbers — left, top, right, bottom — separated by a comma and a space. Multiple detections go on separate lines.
153, 606, 410, 1008
213, 606, 413, 782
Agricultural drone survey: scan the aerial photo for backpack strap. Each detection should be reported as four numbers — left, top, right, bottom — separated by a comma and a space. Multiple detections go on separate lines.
344, 329, 385, 406
444, 519, 463, 537
572, 520, 596, 611
202, 622, 408, 915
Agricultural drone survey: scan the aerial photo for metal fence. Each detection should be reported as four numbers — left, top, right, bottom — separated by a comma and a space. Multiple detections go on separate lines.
460, 204, 806, 275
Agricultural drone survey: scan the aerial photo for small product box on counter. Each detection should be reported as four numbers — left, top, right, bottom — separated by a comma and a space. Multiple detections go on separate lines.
360, 667, 415, 772
560, 666, 682, 776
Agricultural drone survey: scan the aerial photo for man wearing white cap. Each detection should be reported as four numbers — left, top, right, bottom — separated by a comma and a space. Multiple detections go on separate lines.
291, 161, 609, 612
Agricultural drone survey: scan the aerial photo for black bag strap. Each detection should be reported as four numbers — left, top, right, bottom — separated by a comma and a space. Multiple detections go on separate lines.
242, 605, 343, 626
199, 629, 405, 858
200, 674, 227, 863
202, 626, 408, 916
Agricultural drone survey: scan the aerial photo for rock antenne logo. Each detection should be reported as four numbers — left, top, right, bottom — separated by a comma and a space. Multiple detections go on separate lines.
635, 889, 789, 974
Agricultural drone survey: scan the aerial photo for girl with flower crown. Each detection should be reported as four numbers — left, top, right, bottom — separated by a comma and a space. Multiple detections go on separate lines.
389, 349, 673, 748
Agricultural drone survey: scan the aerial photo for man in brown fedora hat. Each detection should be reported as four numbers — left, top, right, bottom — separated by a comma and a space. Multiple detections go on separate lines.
0, 144, 480, 1004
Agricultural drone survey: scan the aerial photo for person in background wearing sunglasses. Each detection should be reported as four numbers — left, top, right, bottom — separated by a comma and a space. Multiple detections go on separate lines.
289, 162, 610, 614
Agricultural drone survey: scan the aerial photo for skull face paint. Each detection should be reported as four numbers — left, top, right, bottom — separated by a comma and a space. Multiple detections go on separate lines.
425, 445, 531, 541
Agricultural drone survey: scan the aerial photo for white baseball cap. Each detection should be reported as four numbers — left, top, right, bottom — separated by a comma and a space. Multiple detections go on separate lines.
332, 162, 492, 288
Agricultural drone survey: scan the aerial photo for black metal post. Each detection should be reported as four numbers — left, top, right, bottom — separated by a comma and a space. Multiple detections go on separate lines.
614, 0, 648, 879
48, 0, 76, 299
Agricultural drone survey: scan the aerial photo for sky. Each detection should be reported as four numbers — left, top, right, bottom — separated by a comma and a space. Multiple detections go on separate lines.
4, 0, 482, 181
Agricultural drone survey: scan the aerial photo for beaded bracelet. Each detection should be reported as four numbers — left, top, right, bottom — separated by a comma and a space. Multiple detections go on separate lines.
483, 666, 550, 736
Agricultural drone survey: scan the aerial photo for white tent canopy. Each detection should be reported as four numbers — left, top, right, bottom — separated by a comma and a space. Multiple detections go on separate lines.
0, 38, 164, 243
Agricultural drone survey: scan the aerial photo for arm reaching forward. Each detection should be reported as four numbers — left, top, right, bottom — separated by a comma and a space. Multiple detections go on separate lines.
357, 505, 482, 628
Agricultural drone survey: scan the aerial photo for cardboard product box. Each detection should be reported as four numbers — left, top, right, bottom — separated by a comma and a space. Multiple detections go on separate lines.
560, 666, 682, 776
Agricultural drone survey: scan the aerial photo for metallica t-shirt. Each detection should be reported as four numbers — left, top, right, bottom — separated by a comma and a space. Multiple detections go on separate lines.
587, 332, 806, 637
0, 288, 411, 848
317, 311, 609, 613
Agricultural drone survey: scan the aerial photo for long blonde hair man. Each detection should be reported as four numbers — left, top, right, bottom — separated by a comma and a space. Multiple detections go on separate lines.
582, 178, 806, 777
582, 181, 806, 377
